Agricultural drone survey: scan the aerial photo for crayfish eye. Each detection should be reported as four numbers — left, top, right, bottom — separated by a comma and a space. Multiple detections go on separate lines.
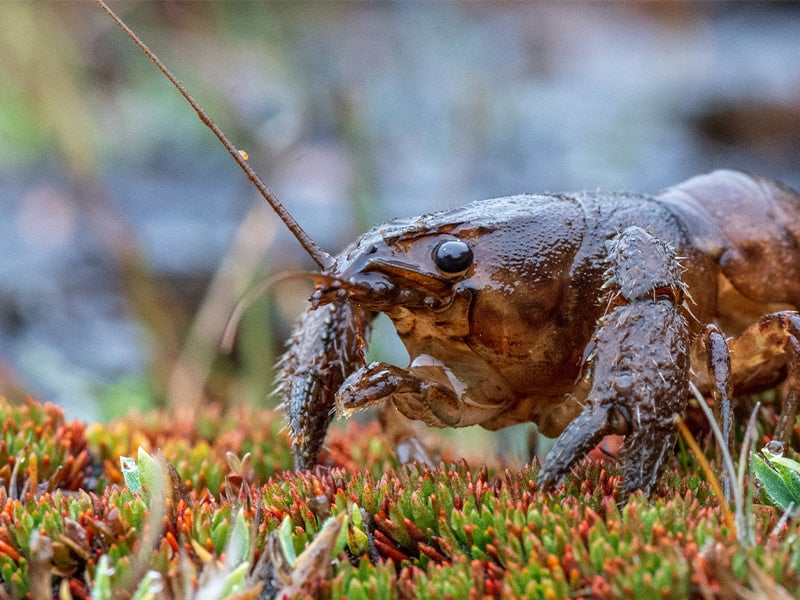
433, 239, 473, 274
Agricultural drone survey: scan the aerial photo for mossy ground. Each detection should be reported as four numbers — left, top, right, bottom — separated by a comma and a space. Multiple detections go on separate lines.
0, 397, 797, 599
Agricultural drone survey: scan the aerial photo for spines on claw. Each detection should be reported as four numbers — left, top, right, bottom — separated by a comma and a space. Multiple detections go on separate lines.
275, 299, 372, 470
539, 226, 690, 497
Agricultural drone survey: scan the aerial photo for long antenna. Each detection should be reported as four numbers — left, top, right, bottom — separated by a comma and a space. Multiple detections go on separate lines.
95, 0, 336, 271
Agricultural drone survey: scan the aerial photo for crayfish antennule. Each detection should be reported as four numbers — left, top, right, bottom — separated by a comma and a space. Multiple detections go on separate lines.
221, 270, 329, 352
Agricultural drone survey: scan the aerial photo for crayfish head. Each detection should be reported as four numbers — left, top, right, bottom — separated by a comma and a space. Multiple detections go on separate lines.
310, 216, 476, 314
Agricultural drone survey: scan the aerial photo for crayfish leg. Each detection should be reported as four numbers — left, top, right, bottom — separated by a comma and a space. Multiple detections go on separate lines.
337, 361, 462, 428
537, 406, 617, 491
618, 409, 680, 498
716, 310, 800, 444
769, 312, 800, 443
703, 323, 734, 499
378, 402, 434, 466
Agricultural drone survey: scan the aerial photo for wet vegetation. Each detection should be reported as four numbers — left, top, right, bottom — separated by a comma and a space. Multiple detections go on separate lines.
0, 397, 799, 598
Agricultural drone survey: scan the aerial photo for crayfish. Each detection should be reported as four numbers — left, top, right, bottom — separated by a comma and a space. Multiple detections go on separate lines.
278, 170, 800, 496
98, 1, 800, 497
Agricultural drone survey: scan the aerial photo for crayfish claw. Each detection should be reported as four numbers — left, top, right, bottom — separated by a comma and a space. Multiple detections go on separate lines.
539, 226, 691, 497
619, 424, 676, 497
538, 406, 611, 491
276, 299, 372, 471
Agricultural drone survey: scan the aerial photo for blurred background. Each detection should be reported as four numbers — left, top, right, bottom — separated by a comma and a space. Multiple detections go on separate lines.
0, 2, 798, 445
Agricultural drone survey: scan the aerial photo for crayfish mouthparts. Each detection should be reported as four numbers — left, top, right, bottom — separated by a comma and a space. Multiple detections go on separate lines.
309, 260, 457, 312
309, 271, 398, 309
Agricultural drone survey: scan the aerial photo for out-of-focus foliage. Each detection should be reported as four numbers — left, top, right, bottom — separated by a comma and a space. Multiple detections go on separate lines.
2, 2, 800, 424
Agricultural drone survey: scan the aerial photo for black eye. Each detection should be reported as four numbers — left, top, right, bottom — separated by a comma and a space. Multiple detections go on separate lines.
433, 239, 473, 274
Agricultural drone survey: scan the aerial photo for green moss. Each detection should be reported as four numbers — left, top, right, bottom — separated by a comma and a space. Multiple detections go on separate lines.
0, 396, 798, 599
